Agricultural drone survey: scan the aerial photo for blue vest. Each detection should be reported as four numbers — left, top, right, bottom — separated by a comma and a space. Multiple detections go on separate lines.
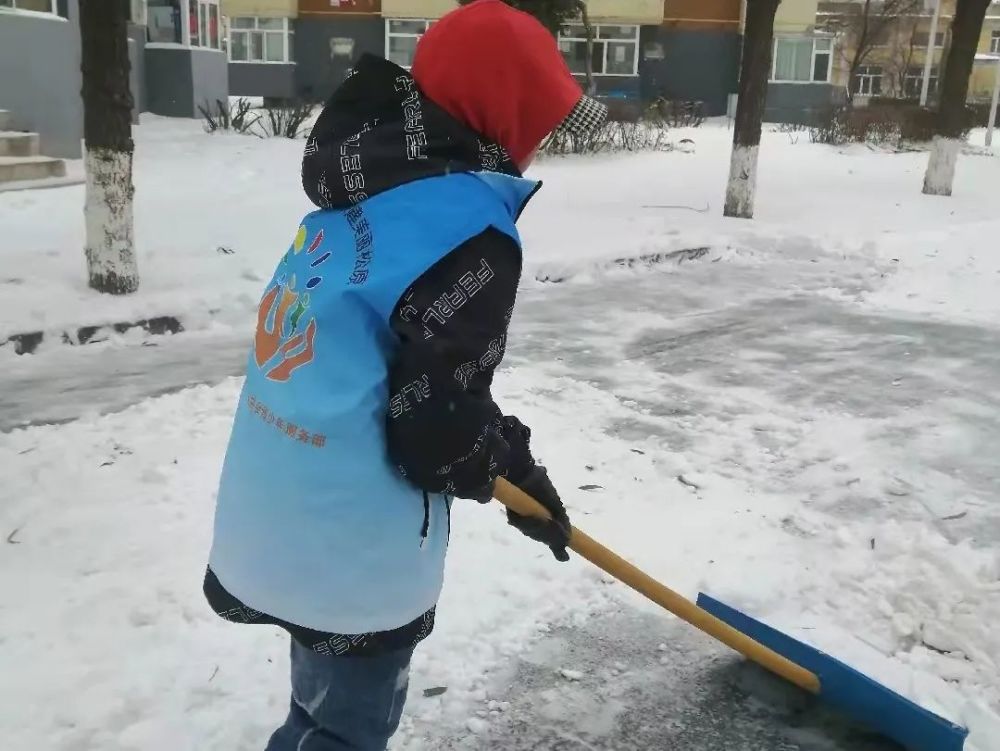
209, 172, 537, 635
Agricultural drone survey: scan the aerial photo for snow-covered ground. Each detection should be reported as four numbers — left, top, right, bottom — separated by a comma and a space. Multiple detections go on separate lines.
2, 118, 1000, 751
3, 116, 1000, 344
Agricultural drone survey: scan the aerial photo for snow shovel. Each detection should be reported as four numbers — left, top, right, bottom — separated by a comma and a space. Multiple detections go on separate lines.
493, 478, 969, 751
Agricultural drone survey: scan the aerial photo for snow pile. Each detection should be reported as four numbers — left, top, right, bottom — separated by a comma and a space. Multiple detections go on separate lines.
859, 222, 1000, 324
769, 519, 1000, 750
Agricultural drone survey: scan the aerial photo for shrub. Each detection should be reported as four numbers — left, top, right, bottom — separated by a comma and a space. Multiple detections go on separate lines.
646, 98, 705, 128
198, 98, 259, 135
809, 100, 976, 147
255, 100, 315, 139
604, 98, 643, 123
543, 119, 673, 155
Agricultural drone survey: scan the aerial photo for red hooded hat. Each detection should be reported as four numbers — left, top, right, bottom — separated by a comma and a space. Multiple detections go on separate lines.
411, 0, 606, 167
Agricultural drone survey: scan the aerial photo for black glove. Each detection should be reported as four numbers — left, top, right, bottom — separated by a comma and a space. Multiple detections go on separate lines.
507, 465, 572, 562
468, 415, 534, 505
501, 415, 535, 480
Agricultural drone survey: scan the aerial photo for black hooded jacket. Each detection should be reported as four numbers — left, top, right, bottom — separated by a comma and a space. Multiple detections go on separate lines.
204, 56, 537, 655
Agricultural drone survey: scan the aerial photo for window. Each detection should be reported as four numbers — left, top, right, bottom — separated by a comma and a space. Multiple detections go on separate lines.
558, 24, 640, 76
904, 66, 938, 98
992, 30, 1000, 54
229, 17, 294, 63
0, 0, 57, 12
913, 31, 946, 48
853, 65, 883, 96
189, 0, 220, 49
148, 0, 182, 43
771, 37, 833, 83
386, 19, 432, 69
147, 0, 219, 48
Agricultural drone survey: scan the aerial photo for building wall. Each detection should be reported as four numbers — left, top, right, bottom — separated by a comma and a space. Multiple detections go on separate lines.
969, 63, 999, 101
230, 63, 297, 98
381, 0, 453, 19
662, 0, 739, 30
970, 16, 1000, 100
299, 0, 380, 14
0, 2, 84, 158
145, 47, 196, 117
581, 75, 643, 100
824, 8, 951, 95
586, 0, 662, 24
191, 47, 230, 113
146, 46, 228, 117
127, 23, 147, 119
222, 1, 297, 100
379, 0, 661, 22
295, 14, 384, 101
765, 82, 844, 124
640, 27, 739, 114
774, 0, 819, 34
224, 0, 297, 16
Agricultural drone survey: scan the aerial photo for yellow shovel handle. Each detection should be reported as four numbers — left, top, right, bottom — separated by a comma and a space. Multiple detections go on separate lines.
494, 478, 821, 695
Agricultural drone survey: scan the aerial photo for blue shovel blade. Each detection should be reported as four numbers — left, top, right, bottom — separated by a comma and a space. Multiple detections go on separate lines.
696, 593, 969, 751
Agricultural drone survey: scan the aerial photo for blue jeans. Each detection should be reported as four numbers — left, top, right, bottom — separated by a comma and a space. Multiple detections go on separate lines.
265, 639, 414, 751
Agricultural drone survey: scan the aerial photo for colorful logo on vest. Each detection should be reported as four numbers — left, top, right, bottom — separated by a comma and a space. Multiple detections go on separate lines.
253, 225, 329, 382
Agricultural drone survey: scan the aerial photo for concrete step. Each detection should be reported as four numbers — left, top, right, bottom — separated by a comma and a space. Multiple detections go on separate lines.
0, 155, 67, 183
0, 173, 84, 193
0, 131, 40, 157
0, 111, 9, 130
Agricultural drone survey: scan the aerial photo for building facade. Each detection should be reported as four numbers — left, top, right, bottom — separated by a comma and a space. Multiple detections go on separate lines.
643, 0, 741, 115
293, 0, 382, 102
817, 0, 954, 102
143, 0, 229, 117
969, 5, 1000, 104
221, 0, 297, 100
765, 0, 846, 124
225, 1, 741, 113
0, 0, 228, 158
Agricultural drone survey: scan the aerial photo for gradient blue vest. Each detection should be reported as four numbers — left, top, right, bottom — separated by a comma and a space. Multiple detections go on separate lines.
209, 172, 536, 635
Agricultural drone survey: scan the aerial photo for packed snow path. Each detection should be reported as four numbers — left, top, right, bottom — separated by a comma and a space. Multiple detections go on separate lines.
5, 250, 997, 549
434, 608, 901, 751
4, 245, 999, 750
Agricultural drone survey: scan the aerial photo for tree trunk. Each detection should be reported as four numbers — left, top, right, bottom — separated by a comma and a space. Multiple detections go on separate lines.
80, 0, 139, 294
846, 0, 874, 105
724, 0, 782, 219
923, 0, 992, 196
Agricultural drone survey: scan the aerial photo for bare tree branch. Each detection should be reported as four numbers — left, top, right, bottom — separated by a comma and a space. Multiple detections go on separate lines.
821, 0, 924, 102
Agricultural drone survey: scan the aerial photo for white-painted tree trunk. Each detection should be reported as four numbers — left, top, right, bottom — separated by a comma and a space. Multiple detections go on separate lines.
922, 136, 962, 197
724, 145, 759, 219
84, 147, 139, 294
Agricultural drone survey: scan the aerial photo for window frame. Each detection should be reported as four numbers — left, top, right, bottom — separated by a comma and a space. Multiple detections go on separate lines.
145, 0, 222, 50
228, 16, 294, 64
853, 64, 883, 96
557, 23, 641, 77
991, 30, 1000, 54
770, 36, 834, 85
904, 65, 937, 98
913, 30, 946, 49
0, 0, 58, 14
384, 18, 433, 70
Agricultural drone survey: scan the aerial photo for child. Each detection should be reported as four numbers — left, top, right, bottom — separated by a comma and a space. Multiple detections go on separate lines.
204, 2, 607, 748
